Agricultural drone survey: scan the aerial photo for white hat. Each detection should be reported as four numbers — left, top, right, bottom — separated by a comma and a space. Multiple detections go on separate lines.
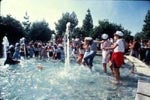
75, 38, 79, 41
85, 37, 92, 40
115, 31, 123, 37
101, 33, 108, 40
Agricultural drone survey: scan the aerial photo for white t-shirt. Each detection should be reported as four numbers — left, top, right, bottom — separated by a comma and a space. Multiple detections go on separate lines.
114, 39, 125, 53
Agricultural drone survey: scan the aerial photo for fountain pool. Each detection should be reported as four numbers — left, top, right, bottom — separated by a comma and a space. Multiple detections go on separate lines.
0, 56, 138, 100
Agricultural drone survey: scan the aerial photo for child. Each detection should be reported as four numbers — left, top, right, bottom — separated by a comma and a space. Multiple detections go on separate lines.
101, 33, 111, 73
105, 31, 125, 84
82, 38, 90, 65
77, 43, 85, 64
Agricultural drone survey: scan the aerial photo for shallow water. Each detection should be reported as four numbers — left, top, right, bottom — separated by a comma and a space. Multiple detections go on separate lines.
0, 56, 138, 100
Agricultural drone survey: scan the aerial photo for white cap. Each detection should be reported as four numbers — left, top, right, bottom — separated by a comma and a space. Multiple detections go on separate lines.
101, 33, 108, 40
115, 31, 123, 37
85, 37, 92, 40
75, 38, 79, 41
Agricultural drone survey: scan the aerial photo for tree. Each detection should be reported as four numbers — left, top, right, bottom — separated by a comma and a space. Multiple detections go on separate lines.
0, 15, 24, 57
72, 27, 84, 38
29, 20, 52, 42
122, 29, 131, 42
82, 9, 93, 37
0, 15, 24, 44
142, 10, 150, 39
55, 12, 78, 36
135, 32, 145, 40
93, 19, 131, 40
22, 12, 31, 39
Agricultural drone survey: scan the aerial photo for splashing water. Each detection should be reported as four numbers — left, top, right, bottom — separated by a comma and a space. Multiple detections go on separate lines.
64, 22, 71, 72
0, 57, 139, 100
2, 36, 9, 59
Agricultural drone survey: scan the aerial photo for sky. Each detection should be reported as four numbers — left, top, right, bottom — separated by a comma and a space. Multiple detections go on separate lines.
1, 0, 150, 35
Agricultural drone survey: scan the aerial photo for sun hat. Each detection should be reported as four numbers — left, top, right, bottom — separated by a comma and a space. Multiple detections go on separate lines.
114, 31, 123, 37
101, 33, 108, 40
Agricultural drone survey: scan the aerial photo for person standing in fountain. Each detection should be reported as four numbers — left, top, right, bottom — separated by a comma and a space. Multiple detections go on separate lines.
84, 37, 97, 70
13, 43, 20, 60
101, 33, 112, 73
82, 38, 90, 65
104, 31, 125, 84
77, 43, 85, 64
4, 51, 20, 65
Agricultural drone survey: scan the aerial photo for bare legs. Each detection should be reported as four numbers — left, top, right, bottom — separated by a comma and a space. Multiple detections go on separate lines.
103, 63, 107, 73
112, 67, 120, 84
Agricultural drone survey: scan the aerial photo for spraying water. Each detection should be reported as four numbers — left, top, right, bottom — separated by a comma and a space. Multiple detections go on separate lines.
64, 22, 71, 70
52, 34, 56, 44
2, 36, 9, 59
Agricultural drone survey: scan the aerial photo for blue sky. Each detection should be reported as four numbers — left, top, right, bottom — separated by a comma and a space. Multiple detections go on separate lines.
1, 0, 150, 35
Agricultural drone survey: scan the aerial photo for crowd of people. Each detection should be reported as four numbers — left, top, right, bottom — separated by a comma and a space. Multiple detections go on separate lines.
4, 31, 150, 84
128, 38, 150, 64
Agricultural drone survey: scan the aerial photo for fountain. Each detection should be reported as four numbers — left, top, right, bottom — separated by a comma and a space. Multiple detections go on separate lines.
64, 22, 71, 70
0, 24, 144, 100
51, 34, 56, 44
2, 36, 9, 59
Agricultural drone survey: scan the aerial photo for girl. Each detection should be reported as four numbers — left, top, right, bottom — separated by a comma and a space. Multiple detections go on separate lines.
82, 38, 90, 65
105, 31, 125, 84
77, 43, 85, 64
101, 33, 111, 73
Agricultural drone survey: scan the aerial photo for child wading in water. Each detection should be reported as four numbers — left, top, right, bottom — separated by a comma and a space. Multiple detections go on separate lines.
77, 43, 85, 64
101, 33, 112, 73
105, 31, 125, 84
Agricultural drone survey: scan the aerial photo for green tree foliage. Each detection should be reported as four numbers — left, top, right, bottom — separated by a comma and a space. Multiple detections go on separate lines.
82, 9, 93, 37
0, 15, 24, 57
142, 10, 150, 39
22, 12, 31, 39
135, 10, 150, 40
55, 12, 78, 36
93, 19, 131, 41
135, 32, 145, 40
29, 20, 52, 42
0, 15, 24, 44
72, 27, 84, 38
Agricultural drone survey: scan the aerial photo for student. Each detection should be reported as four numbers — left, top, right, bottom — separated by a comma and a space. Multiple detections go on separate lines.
13, 43, 20, 60
101, 33, 111, 73
82, 38, 90, 65
105, 31, 125, 84
84, 37, 97, 70
77, 43, 85, 64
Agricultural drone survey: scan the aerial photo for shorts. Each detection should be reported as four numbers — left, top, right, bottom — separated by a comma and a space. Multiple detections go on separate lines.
111, 52, 124, 68
102, 51, 110, 64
